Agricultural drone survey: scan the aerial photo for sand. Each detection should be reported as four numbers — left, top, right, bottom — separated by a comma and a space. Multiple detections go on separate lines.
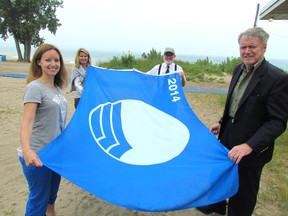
0, 61, 229, 216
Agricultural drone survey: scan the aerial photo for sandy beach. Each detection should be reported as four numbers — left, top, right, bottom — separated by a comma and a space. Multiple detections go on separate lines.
1, 61, 218, 216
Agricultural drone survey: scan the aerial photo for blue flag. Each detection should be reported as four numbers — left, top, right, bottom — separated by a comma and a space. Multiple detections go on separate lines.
38, 66, 238, 212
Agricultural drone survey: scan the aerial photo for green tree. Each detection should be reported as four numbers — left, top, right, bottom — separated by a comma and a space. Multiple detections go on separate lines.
0, 0, 63, 62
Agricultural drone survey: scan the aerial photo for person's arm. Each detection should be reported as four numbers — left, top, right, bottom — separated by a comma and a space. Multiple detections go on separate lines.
69, 67, 81, 92
230, 71, 288, 164
210, 122, 221, 135
20, 102, 43, 167
246, 72, 288, 153
74, 76, 84, 94
178, 71, 186, 87
146, 65, 159, 75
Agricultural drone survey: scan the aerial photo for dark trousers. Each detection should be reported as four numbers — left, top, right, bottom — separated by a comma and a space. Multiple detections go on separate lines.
220, 119, 264, 216
228, 165, 264, 216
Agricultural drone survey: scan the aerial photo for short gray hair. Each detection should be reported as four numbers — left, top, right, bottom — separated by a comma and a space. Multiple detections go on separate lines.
238, 27, 270, 45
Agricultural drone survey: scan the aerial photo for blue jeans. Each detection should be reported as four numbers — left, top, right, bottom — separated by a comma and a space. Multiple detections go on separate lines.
19, 156, 61, 216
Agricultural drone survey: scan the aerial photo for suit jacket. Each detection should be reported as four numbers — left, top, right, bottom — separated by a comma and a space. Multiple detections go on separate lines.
218, 59, 288, 166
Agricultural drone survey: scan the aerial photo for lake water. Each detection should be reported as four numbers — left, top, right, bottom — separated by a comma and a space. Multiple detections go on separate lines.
1, 46, 287, 70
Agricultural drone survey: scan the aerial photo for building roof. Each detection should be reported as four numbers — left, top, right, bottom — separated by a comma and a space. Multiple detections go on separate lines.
259, 0, 288, 20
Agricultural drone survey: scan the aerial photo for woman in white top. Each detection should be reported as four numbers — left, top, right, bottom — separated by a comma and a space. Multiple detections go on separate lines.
69, 48, 92, 108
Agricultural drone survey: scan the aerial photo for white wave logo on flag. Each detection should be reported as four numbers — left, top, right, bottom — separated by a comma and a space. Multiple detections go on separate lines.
89, 100, 189, 165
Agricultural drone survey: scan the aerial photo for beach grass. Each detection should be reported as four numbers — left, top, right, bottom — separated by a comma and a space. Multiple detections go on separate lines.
256, 130, 288, 215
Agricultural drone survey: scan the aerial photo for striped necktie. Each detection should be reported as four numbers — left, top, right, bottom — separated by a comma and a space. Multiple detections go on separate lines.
165, 65, 170, 74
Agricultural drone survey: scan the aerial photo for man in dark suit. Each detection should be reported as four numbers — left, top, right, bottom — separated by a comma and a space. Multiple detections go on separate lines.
197, 27, 288, 215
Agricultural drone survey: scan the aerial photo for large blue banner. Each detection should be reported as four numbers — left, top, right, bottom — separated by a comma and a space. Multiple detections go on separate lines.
38, 66, 238, 212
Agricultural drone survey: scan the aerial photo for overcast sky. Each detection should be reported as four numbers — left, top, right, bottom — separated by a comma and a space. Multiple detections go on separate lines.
1, 0, 288, 60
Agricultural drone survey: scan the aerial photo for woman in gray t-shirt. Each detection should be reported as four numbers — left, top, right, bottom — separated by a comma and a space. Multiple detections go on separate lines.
19, 44, 68, 216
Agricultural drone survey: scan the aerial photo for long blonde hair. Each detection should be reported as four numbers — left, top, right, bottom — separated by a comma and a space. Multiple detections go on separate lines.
74, 48, 92, 68
27, 44, 68, 89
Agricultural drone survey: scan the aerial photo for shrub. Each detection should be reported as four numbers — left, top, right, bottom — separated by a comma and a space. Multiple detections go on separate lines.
147, 48, 162, 61
218, 57, 242, 74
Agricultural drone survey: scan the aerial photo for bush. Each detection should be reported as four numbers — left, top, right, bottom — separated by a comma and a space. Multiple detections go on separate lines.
121, 53, 136, 68
147, 48, 162, 61
218, 57, 242, 74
